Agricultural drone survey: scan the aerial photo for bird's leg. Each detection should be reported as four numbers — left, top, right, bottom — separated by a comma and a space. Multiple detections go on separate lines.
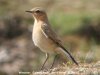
50, 54, 58, 69
40, 53, 49, 70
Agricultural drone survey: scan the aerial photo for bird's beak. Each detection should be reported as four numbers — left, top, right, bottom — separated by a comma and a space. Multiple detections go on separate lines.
25, 10, 33, 13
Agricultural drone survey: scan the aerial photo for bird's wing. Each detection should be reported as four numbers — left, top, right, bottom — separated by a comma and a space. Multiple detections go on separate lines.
41, 23, 61, 44
41, 23, 78, 65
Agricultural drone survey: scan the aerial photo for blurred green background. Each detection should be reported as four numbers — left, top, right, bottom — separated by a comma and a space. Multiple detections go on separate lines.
0, 0, 100, 75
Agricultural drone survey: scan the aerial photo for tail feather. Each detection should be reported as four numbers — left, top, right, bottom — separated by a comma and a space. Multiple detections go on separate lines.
58, 44, 78, 65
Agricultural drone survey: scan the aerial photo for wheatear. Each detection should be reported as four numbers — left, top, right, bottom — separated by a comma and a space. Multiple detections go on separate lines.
26, 7, 78, 70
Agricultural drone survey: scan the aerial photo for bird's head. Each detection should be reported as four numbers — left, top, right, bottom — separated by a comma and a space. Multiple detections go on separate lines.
26, 7, 48, 21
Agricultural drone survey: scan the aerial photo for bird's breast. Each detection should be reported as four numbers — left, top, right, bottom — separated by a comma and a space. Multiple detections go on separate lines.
32, 24, 57, 53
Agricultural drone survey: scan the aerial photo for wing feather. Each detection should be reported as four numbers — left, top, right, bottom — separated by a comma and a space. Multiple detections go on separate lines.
41, 23, 78, 65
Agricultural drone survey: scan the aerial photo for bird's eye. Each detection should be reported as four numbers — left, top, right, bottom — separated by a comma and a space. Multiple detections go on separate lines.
35, 10, 41, 13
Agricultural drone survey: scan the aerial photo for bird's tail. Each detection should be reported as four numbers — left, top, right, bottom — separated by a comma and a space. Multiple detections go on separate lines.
58, 45, 78, 65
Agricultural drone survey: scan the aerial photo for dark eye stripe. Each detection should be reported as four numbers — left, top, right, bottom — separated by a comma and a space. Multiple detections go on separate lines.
35, 10, 41, 13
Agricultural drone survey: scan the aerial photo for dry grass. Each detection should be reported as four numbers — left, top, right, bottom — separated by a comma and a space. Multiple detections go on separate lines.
30, 61, 100, 75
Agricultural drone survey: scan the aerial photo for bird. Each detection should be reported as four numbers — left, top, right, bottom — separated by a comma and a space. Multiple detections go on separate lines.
26, 7, 78, 70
